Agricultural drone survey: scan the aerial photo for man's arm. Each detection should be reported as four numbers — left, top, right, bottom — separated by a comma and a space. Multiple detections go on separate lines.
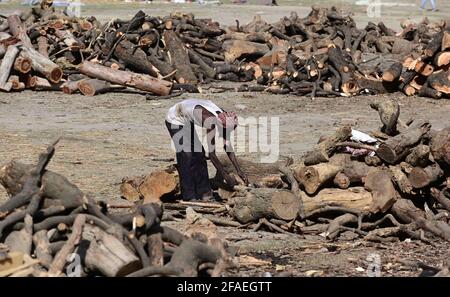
224, 141, 249, 185
206, 126, 238, 187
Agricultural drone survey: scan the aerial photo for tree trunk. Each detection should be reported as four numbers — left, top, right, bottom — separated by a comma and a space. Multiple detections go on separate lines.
0, 160, 84, 210
79, 61, 172, 95
295, 163, 341, 194
19, 47, 63, 83
163, 30, 197, 84
301, 187, 373, 214
364, 167, 398, 213
377, 121, 431, 164
115, 40, 158, 77
232, 188, 301, 223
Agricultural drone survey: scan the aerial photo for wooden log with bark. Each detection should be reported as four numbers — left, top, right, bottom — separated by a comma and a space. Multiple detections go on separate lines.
79, 61, 172, 95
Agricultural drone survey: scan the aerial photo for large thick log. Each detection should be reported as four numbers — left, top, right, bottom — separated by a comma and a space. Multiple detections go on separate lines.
407, 163, 443, 189
120, 167, 179, 204
79, 61, 172, 95
222, 39, 270, 63
217, 155, 288, 188
19, 47, 63, 83
78, 79, 124, 96
301, 187, 374, 215
295, 163, 341, 194
232, 188, 301, 223
163, 30, 197, 84
430, 127, 450, 166
364, 167, 397, 213
13, 55, 32, 74
377, 121, 431, 164
0, 160, 84, 210
4, 215, 32, 255
78, 224, 141, 277
333, 160, 371, 189
115, 40, 158, 77
303, 125, 352, 165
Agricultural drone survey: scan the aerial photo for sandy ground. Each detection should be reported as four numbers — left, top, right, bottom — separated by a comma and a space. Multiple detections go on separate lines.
1, 90, 450, 276
1, 1, 450, 276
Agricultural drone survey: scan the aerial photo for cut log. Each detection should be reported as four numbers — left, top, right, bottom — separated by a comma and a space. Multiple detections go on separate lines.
408, 163, 443, 189
389, 165, 413, 195
364, 167, 398, 213
115, 40, 158, 77
303, 125, 352, 166
295, 163, 341, 194
414, 60, 434, 77
222, 39, 270, 63
7, 14, 32, 48
19, 46, 63, 83
382, 62, 403, 82
302, 187, 373, 215
418, 83, 442, 99
61, 80, 82, 94
404, 144, 430, 167
78, 224, 141, 277
13, 55, 32, 74
163, 30, 197, 84
370, 99, 399, 136
377, 121, 431, 164
78, 79, 124, 96
217, 155, 287, 188
79, 61, 172, 95
328, 46, 358, 94
430, 127, 450, 166
334, 160, 371, 189
139, 168, 179, 205
428, 70, 450, 94
0, 160, 84, 210
433, 51, 450, 67
232, 188, 301, 223
0, 45, 19, 91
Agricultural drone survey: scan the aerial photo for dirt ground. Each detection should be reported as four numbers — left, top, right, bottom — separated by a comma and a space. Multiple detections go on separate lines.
1, 1, 450, 277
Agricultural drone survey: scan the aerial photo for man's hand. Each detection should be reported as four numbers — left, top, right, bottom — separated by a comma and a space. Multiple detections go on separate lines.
238, 170, 249, 185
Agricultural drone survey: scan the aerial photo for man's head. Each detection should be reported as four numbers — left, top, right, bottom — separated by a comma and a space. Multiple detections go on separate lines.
217, 111, 238, 130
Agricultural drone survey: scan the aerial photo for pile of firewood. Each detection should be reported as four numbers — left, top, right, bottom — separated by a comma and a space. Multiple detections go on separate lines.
1, 4, 449, 98
0, 140, 233, 277
122, 99, 450, 244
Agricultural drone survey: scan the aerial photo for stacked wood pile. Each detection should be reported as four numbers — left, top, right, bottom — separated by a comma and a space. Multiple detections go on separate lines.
1, 4, 450, 98
0, 140, 232, 277
123, 99, 450, 244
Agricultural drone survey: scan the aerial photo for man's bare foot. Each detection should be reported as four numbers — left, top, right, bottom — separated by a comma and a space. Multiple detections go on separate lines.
201, 191, 214, 201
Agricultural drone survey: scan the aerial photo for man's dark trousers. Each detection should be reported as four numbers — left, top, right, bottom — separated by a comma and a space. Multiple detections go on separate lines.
165, 121, 211, 200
